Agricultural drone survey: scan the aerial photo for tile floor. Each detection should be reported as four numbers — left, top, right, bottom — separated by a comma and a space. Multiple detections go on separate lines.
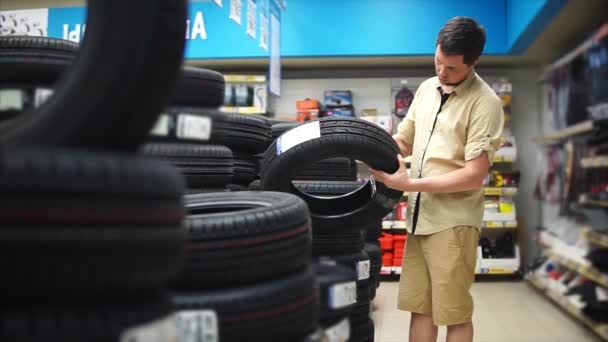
371, 280, 602, 342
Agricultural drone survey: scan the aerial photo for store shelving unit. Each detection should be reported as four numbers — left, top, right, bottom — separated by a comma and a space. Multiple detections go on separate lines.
528, 273, 608, 340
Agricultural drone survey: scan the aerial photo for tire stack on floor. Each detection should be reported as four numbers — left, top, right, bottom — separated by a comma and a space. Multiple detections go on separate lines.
0, 0, 192, 339
171, 191, 321, 341
143, 67, 272, 193
260, 117, 404, 342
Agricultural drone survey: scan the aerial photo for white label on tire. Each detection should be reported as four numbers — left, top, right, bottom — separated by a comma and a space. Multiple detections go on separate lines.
34, 88, 54, 108
324, 318, 350, 342
119, 314, 178, 342
176, 114, 212, 141
150, 114, 171, 136
174, 310, 219, 342
276, 121, 321, 155
0, 89, 24, 111
357, 260, 370, 280
329, 281, 357, 309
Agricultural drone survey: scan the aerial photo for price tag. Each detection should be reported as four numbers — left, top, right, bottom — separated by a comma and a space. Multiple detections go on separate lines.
119, 314, 178, 342
328, 281, 356, 309
177, 114, 212, 141
174, 310, 219, 342
357, 260, 370, 280
276, 121, 321, 155
324, 318, 350, 342
34, 88, 54, 107
150, 114, 172, 136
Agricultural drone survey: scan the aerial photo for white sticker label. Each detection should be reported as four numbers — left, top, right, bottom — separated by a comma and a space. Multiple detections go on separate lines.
119, 314, 178, 342
357, 260, 371, 280
324, 318, 350, 342
329, 281, 357, 309
597, 287, 608, 302
34, 88, 54, 108
150, 114, 171, 137
276, 121, 321, 155
259, 13, 269, 51
0, 89, 24, 111
175, 310, 219, 342
246, 0, 257, 39
177, 114, 212, 141
229, 0, 243, 25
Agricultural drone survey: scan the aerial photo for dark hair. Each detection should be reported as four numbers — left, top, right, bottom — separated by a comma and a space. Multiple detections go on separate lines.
436, 17, 486, 65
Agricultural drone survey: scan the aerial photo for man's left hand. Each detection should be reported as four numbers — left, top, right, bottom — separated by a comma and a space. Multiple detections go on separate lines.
370, 154, 415, 192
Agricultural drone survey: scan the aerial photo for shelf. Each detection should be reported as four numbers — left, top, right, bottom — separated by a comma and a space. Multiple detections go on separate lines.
224, 75, 266, 83
382, 220, 517, 230
579, 197, 608, 208
484, 187, 518, 197
546, 249, 608, 288
582, 227, 608, 249
380, 266, 402, 275
476, 246, 520, 275
483, 220, 518, 229
382, 220, 407, 230
492, 155, 515, 163
581, 156, 608, 168
529, 273, 608, 340
540, 120, 594, 142
483, 211, 516, 222
539, 23, 608, 81
220, 106, 266, 114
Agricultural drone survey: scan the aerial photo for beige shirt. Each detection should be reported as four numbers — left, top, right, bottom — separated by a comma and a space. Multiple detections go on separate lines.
397, 72, 504, 235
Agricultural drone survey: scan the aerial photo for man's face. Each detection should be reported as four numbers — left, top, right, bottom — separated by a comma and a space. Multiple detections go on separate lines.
434, 45, 476, 86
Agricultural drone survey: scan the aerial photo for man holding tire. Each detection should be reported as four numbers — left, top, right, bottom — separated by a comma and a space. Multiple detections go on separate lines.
370, 17, 504, 342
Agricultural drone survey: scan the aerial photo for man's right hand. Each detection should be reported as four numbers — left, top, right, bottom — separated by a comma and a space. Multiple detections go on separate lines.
392, 134, 412, 157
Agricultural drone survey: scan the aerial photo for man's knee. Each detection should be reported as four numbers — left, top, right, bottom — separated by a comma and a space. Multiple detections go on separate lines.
411, 312, 435, 325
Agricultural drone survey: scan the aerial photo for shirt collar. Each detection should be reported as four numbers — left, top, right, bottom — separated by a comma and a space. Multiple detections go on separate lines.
433, 70, 477, 97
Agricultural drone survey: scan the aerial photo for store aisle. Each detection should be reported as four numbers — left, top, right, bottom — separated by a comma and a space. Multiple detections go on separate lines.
372, 281, 601, 342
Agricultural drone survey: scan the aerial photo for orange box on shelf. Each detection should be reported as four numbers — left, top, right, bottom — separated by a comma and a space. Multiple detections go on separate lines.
296, 99, 320, 110
393, 234, 407, 254
393, 257, 403, 267
379, 233, 394, 251
382, 252, 394, 267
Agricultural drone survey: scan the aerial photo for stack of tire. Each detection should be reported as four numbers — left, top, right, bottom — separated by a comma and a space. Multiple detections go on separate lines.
260, 117, 404, 342
171, 191, 321, 341
0, 0, 193, 339
142, 67, 272, 193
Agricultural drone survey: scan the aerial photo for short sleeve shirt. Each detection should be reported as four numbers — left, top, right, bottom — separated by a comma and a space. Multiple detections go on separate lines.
397, 72, 504, 235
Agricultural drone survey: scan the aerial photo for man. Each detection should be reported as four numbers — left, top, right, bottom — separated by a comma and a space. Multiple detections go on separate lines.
370, 17, 504, 342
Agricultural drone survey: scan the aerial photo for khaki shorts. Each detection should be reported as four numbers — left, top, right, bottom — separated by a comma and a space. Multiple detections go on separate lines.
397, 226, 479, 326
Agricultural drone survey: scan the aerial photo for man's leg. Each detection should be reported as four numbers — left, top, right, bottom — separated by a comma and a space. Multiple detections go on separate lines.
422, 226, 479, 342
397, 234, 434, 341
446, 322, 473, 342
410, 313, 438, 342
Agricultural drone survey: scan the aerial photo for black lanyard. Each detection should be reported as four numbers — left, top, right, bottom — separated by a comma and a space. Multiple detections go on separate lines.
411, 90, 450, 234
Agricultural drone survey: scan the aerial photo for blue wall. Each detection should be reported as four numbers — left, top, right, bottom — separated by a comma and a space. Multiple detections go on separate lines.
281, 0, 507, 57
40, 0, 567, 59
507, 0, 546, 49
506, 0, 567, 54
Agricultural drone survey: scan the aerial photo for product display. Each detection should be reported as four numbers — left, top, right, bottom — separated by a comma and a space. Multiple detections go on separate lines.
150, 107, 272, 153
142, 143, 234, 188
173, 268, 319, 342
0, 0, 187, 151
260, 117, 402, 232
2, 3, 602, 340
173, 191, 312, 288
0, 147, 186, 297
313, 263, 358, 328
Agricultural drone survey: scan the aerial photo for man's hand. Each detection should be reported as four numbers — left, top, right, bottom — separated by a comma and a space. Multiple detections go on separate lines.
392, 134, 412, 157
370, 154, 414, 192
